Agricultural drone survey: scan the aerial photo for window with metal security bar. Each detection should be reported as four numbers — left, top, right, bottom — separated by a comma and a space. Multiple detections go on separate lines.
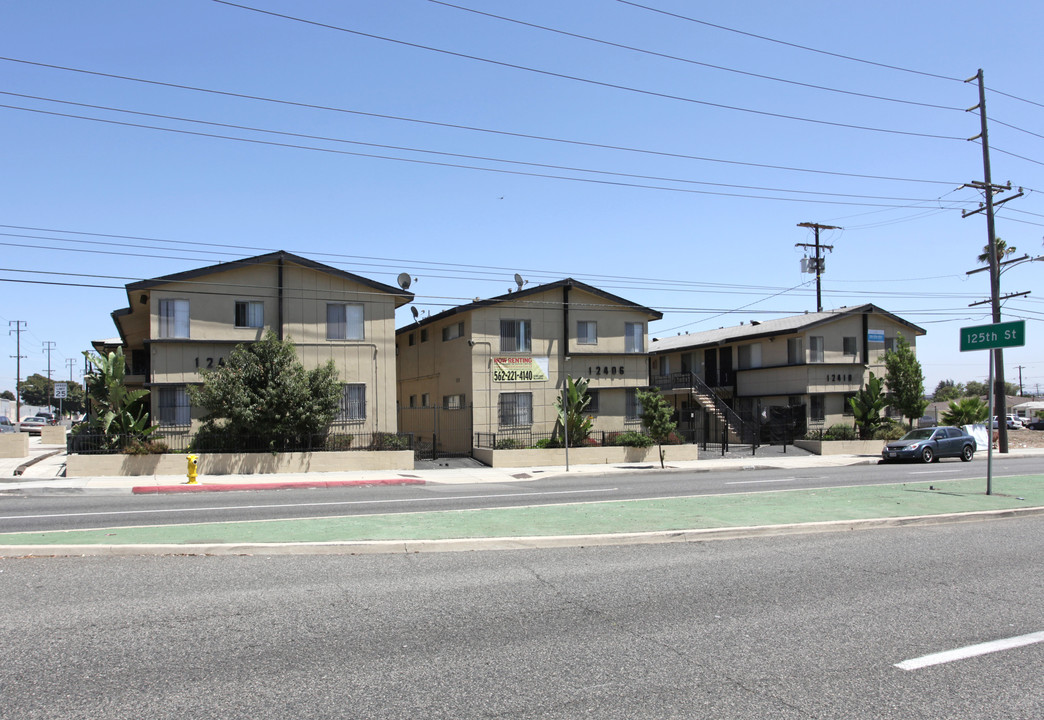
443, 394, 465, 410
158, 299, 189, 338
577, 321, 597, 345
326, 304, 364, 341
810, 393, 825, 421
625, 388, 642, 420
500, 319, 531, 352
339, 384, 366, 422
498, 392, 532, 426
587, 389, 600, 413
235, 300, 264, 328
158, 386, 191, 426
843, 392, 856, 415
624, 323, 644, 353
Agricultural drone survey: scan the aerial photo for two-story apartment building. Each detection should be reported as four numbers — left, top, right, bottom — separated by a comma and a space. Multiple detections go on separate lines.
97, 251, 412, 437
395, 279, 662, 454
649, 304, 925, 435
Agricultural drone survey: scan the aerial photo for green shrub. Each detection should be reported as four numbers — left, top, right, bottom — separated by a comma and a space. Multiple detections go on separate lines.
609, 431, 655, 448
873, 420, 906, 441
495, 438, 522, 450
822, 424, 857, 441
325, 434, 354, 451
121, 439, 170, 455
534, 437, 563, 449
370, 433, 411, 451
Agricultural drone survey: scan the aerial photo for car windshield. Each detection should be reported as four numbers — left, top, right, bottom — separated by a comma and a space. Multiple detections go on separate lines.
901, 429, 935, 440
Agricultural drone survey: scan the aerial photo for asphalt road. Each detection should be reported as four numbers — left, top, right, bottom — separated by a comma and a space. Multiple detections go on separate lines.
2, 516, 1040, 719
2, 455, 1042, 534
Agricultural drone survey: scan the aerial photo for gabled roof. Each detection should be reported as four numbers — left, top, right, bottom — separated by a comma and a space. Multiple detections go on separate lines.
396, 277, 662, 334
649, 304, 925, 352
124, 250, 413, 301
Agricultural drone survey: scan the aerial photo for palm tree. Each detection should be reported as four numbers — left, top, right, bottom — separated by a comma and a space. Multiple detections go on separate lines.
977, 236, 1016, 266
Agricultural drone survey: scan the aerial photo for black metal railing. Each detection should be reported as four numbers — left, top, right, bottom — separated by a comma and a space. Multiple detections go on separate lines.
67, 430, 414, 455
475, 429, 689, 450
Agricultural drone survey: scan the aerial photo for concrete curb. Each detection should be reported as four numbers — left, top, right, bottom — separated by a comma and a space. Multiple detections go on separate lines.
3, 506, 1041, 558
13, 449, 63, 477
131, 477, 426, 494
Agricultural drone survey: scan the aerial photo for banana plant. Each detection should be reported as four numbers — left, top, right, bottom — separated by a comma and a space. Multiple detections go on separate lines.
83, 348, 154, 446
554, 375, 593, 447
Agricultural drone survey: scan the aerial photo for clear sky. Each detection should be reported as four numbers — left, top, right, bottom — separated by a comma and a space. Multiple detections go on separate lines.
2, 0, 1042, 404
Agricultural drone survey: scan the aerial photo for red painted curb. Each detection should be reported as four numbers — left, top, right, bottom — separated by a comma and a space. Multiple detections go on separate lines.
132, 478, 425, 494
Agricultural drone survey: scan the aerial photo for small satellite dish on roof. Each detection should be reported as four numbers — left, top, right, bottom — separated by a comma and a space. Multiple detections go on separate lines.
411, 306, 419, 324
397, 273, 412, 291
514, 273, 527, 292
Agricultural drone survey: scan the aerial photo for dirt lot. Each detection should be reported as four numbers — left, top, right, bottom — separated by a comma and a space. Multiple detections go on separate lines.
999, 428, 1044, 449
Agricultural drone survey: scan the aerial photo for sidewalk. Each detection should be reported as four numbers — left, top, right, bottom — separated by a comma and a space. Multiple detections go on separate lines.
2, 440, 1042, 556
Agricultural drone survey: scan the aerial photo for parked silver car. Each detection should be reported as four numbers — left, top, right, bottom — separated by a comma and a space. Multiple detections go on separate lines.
882, 426, 977, 463
18, 416, 47, 434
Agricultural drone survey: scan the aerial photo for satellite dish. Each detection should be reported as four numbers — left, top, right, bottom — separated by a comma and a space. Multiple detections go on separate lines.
397, 273, 412, 291
411, 306, 420, 325
514, 273, 527, 292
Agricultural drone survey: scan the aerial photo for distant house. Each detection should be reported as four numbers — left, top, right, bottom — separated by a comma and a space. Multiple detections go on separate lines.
395, 278, 662, 456
649, 304, 925, 436
95, 251, 412, 437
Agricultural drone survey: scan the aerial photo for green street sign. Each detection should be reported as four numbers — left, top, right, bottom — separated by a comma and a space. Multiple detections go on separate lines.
959, 320, 1026, 351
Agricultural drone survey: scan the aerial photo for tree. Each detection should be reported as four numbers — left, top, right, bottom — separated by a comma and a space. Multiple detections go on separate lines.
17, 373, 54, 408
849, 372, 887, 439
941, 397, 989, 426
636, 387, 677, 469
188, 332, 342, 451
932, 379, 964, 403
964, 380, 989, 398
0, 390, 14, 401
884, 334, 928, 430
977, 236, 1016, 266
553, 375, 593, 447
82, 347, 154, 447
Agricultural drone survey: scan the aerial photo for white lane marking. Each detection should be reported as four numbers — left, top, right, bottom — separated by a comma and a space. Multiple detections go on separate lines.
0, 488, 618, 522
725, 478, 796, 485
909, 470, 962, 475
895, 631, 1044, 671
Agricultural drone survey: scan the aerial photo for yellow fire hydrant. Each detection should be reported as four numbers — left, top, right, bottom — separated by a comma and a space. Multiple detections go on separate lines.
186, 454, 199, 484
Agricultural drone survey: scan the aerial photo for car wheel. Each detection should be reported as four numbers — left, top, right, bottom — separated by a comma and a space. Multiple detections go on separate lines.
961, 445, 974, 462
921, 447, 934, 464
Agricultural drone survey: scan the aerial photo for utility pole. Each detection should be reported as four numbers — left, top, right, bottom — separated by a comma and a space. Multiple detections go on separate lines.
796, 222, 840, 312
66, 357, 76, 381
42, 341, 57, 413
1015, 365, 1025, 396
964, 68, 1018, 453
9, 320, 27, 421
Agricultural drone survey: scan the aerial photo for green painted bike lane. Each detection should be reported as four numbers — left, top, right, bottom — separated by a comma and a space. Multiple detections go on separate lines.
3, 475, 1042, 549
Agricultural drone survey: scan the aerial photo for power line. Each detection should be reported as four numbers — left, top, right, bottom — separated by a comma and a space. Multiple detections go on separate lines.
615, 1, 966, 83
0, 57, 964, 186
212, 1, 967, 141
429, 1, 966, 112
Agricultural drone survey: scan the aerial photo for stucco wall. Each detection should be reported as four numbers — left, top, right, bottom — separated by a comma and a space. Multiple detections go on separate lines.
473, 443, 699, 468
0, 433, 28, 458
66, 450, 414, 477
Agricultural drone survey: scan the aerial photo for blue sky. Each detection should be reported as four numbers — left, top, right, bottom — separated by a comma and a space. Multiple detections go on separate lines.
2, 0, 1042, 402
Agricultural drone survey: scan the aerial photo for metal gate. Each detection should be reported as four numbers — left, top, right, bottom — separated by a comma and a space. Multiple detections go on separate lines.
398, 404, 474, 460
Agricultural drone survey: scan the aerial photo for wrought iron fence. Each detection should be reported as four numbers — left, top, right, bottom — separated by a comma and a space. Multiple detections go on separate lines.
475, 429, 691, 450
67, 430, 414, 455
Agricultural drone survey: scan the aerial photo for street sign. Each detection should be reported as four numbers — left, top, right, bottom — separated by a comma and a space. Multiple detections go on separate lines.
53, 382, 68, 399
959, 320, 1026, 352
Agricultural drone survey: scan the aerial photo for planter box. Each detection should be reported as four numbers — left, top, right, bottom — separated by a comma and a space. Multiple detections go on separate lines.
0, 433, 29, 459
473, 444, 699, 468
40, 426, 67, 445
792, 439, 885, 456
65, 450, 415, 477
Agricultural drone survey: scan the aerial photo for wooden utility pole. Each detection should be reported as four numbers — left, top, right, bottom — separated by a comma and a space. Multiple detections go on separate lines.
796, 222, 840, 312
9, 320, 27, 421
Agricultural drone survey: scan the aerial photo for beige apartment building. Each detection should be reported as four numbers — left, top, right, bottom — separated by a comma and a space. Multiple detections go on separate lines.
395, 279, 663, 455
648, 304, 925, 435
98, 251, 412, 437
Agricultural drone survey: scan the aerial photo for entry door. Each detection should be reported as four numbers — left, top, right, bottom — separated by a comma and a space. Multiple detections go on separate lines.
704, 349, 717, 387
719, 347, 734, 387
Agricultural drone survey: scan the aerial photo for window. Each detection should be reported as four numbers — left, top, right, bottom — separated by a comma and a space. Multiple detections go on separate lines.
327, 304, 364, 341
577, 321, 597, 345
843, 337, 857, 356
234, 301, 264, 328
810, 393, 825, 421
625, 388, 642, 420
884, 337, 896, 353
409, 395, 417, 408
809, 336, 824, 363
421, 328, 429, 342
587, 389, 600, 413
421, 393, 430, 407
442, 321, 464, 342
625, 323, 644, 353
843, 392, 856, 415
499, 392, 532, 426
659, 356, 671, 375
787, 338, 804, 365
339, 384, 366, 421
738, 343, 762, 370
408, 333, 415, 346
443, 394, 465, 410
500, 319, 531, 352
158, 386, 190, 426
158, 299, 189, 338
